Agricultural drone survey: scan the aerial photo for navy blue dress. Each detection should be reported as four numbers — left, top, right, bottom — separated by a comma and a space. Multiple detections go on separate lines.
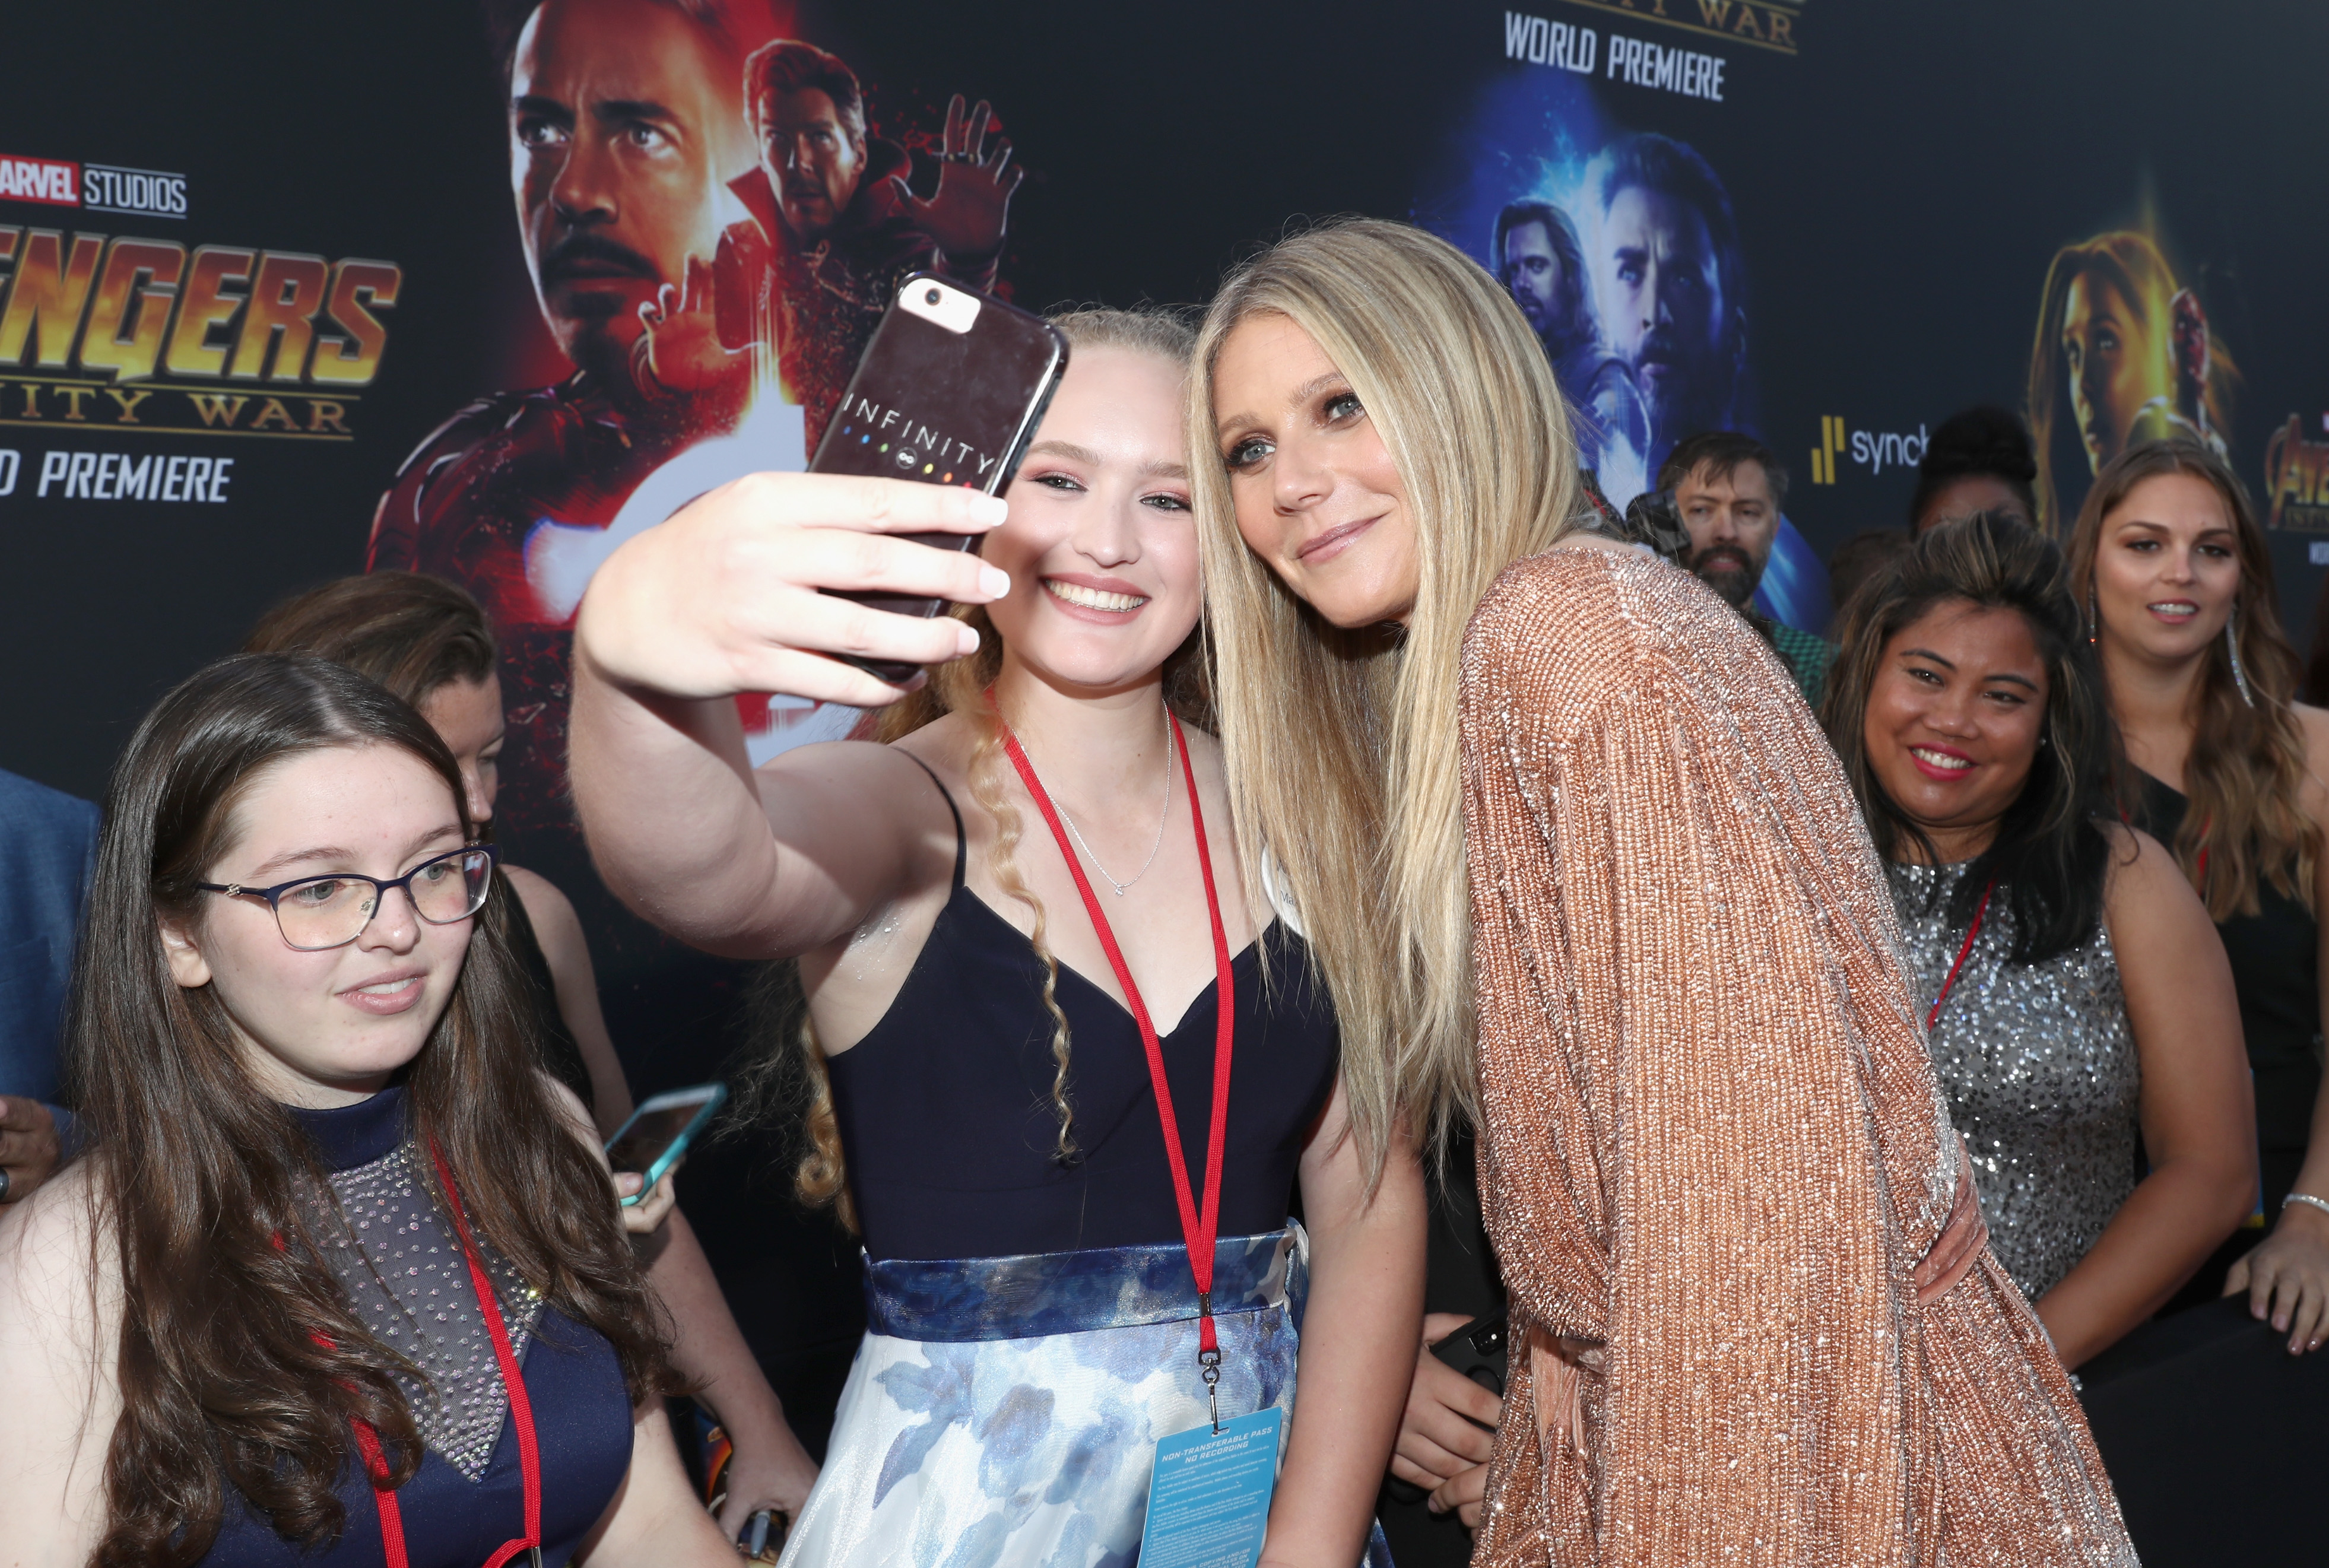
780, 769, 1383, 1563
204, 1088, 634, 1567
824, 776, 1342, 1264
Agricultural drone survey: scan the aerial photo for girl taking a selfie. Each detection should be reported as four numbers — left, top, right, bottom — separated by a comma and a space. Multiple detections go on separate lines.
568, 309, 1423, 1566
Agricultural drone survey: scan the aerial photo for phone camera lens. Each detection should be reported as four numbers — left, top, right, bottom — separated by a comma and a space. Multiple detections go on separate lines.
924, 287, 942, 305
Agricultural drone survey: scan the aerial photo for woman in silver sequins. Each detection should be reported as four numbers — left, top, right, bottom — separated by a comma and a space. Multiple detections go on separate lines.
1823, 509, 2254, 1367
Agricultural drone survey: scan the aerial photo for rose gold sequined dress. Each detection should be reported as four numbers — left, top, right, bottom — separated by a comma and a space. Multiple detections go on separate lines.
1458, 546, 2134, 1566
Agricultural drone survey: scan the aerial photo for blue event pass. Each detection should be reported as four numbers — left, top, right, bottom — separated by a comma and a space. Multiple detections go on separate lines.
1138, 1406, 1284, 1568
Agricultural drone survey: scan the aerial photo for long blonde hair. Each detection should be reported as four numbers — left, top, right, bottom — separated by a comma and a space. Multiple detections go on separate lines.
778, 307, 1204, 1226
1188, 218, 1582, 1171
2069, 438, 2317, 920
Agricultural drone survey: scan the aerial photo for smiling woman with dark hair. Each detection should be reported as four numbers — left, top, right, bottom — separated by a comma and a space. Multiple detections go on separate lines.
1822, 510, 2254, 1367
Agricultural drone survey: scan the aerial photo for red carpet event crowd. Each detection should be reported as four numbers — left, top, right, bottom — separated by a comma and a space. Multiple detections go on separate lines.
2, 158, 2326, 1568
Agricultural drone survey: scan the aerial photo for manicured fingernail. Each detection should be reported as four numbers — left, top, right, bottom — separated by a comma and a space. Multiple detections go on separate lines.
967, 493, 1007, 526
956, 620, 981, 656
979, 566, 1011, 598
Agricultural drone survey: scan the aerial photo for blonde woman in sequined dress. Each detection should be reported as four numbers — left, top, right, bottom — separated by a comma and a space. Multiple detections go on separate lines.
1190, 218, 2137, 1564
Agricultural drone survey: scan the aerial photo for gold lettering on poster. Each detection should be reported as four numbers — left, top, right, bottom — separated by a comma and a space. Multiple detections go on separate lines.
1560, 0, 1799, 56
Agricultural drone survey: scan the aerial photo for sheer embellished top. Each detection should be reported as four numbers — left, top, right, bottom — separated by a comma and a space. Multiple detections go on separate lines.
824, 771, 1342, 1264
202, 1087, 633, 1566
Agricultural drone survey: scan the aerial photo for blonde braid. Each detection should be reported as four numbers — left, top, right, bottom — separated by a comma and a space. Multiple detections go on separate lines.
789, 1014, 858, 1233
963, 701, 1081, 1163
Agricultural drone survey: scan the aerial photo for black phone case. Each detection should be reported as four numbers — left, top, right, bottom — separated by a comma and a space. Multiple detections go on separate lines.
1432, 1311, 1509, 1398
809, 275, 1068, 683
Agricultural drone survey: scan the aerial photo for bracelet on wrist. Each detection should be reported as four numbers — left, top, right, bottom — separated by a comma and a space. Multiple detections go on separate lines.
2282, 1192, 2329, 1220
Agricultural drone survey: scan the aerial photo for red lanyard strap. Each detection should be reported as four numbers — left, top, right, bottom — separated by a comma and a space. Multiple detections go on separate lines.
997, 709, 1238, 1386
289, 1143, 543, 1568
429, 1141, 545, 1568
1925, 879, 1996, 1034
277, 1228, 418, 1568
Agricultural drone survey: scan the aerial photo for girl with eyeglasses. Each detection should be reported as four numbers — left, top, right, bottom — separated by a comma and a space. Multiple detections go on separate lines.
0, 655, 736, 1567
246, 570, 821, 1535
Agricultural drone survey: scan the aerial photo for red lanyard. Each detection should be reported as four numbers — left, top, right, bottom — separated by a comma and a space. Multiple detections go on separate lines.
997, 707, 1239, 1414
348, 1144, 544, 1568
1926, 880, 1997, 1033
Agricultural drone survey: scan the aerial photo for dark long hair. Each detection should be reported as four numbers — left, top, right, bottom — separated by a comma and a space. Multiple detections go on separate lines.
65, 655, 673, 1566
1911, 405, 2037, 531
2066, 439, 2317, 921
1820, 512, 2124, 964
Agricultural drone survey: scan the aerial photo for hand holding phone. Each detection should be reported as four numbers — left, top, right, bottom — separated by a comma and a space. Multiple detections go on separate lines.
573, 468, 1009, 710
606, 1083, 728, 1208
1388, 1312, 1506, 1501
573, 277, 1058, 707
809, 275, 1068, 682
613, 1168, 680, 1234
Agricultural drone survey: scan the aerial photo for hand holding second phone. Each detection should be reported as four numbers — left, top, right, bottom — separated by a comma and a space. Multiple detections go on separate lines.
576, 471, 1011, 709
1391, 1313, 1502, 1496
614, 1165, 681, 1235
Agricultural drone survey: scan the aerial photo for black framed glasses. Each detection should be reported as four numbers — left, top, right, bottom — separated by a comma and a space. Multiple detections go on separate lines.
195, 845, 499, 951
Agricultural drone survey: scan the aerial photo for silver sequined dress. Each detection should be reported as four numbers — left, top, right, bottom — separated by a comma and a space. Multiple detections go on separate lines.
1889, 861, 2140, 1301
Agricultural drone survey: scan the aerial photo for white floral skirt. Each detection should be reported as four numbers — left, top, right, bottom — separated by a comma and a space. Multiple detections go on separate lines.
778, 1225, 1392, 1567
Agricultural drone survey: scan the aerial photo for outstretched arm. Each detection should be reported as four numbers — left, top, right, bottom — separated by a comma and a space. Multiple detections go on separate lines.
569, 472, 1007, 958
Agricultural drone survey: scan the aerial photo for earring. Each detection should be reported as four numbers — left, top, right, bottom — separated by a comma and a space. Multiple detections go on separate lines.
2087, 588, 2100, 646
2228, 610, 2257, 708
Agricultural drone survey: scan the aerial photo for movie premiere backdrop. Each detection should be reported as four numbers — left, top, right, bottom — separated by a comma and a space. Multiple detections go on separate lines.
7, 0, 2327, 1443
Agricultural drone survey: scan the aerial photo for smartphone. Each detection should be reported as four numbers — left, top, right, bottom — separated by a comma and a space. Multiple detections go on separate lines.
738, 1508, 786, 1561
810, 274, 1070, 683
604, 1083, 728, 1206
1430, 1311, 1508, 1399
1620, 487, 1690, 564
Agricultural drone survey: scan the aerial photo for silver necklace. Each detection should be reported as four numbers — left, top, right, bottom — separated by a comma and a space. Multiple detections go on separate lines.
1041, 715, 1175, 897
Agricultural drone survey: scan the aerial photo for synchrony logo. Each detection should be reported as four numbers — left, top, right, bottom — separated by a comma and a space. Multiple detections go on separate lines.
1808, 415, 1929, 484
